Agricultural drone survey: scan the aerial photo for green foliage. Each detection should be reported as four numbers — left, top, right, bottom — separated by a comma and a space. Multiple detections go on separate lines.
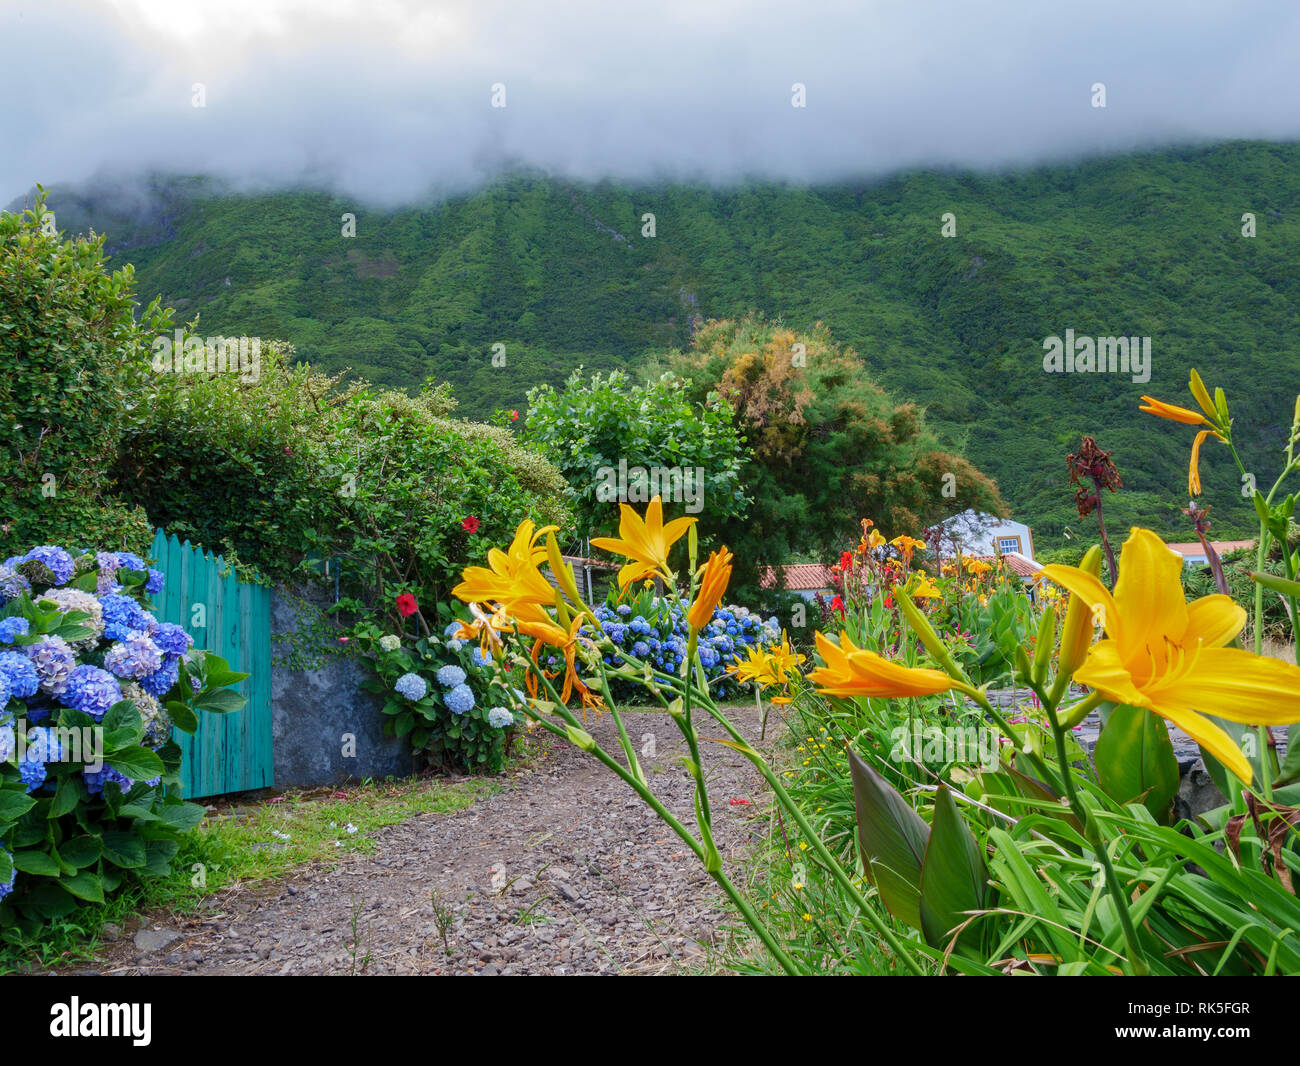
41, 144, 1300, 549
114, 343, 571, 624
0, 188, 167, 558
522, 368, 748, 539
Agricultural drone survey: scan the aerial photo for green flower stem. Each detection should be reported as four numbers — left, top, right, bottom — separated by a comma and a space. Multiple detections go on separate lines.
518, 641, 803, 975
692, 698, 929, 976
1038, 691, 1149, 975
594, 655, 642, 779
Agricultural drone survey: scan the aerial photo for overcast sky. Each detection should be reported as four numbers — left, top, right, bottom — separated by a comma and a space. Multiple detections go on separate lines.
3, 0, 1298, 206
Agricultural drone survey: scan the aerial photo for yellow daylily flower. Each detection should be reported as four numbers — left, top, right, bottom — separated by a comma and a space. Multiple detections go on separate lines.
807, 630, 955, 699
452, 520, 558, 612
728, 645, 779, 687
908, 575, 942, 599
590, 495, 696, 589
687, 546, 733, 632
766, 630, 806, 683
1040, 527, 1300, 783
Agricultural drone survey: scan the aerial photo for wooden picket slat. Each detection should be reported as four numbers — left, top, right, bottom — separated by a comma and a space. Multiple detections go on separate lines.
148, 529, 273, 798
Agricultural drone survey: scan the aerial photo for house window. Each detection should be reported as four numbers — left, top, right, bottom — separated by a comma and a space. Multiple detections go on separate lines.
997, 536, 1021, 555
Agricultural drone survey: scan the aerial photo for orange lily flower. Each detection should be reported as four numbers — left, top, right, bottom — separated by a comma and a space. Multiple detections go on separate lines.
688, 547, 733, 632
807, 630, 955, 698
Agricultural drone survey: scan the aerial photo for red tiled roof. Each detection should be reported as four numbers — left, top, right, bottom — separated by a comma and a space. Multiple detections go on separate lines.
976, 553, 1040, 578
758, 563, 835, 591
1165, 540, 1255, 556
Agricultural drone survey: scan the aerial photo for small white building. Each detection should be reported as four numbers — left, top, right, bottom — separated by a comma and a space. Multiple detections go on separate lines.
935, 510, 1037, 562
1165, 539, 1254, 569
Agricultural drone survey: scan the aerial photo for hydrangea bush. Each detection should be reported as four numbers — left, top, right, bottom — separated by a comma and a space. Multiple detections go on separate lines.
574, 585, 779, 703
353, 613, 519, 773
0, 545, 247, 934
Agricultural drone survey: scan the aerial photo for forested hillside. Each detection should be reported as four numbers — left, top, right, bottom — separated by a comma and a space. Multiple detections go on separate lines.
29, 140, 1300, 546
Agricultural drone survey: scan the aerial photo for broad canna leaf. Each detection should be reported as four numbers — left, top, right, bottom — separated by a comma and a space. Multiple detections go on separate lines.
919, 784, 989, 952
848, 746, 928, 931
1094, 704, 1179, 822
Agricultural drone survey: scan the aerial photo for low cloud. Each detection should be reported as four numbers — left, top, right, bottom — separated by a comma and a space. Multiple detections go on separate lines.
3, 0, 1299, 205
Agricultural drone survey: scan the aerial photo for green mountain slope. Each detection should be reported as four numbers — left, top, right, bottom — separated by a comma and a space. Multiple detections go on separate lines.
31, 141, 1300, 547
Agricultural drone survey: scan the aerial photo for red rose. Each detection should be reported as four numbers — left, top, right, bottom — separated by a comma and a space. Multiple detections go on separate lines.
462, 515, 481, 533
395, 593, 418, 618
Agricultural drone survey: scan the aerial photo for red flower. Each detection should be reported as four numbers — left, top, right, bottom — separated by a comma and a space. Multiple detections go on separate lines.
510, 409, 519, 421
729, 798, 752, 806
461, 515, 481, 533
839, 551, 853, 571
395, 593, 418, 618
883, 594, 894, 608
830, 595, 845, 616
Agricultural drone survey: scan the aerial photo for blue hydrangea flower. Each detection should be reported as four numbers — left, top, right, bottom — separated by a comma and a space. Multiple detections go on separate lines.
103, 631, 164, 681
470, 647, 493, 668
444, 622, 463, 639
394, 672, 427, 701
22, 635, 76, 694
115, 552, 147, 572
20, 546, 75, 585
0, 564, 30, 606
0, 617, 29, 644
487, 706, 514, 728
0, 846, 14, 902
84, 764, 134, 796
61, 665, 124, 722
145, 568, 166, 595
140, 656, 180, 698
616, 604, 631, 617
436, 664, 467, 687
100, 594, 152, 641
148, 621, 192, 657
445, 684, 475, 714
632, 640, 650, 658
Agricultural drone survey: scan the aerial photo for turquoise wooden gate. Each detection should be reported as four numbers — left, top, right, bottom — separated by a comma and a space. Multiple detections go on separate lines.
149, 529, 273, 798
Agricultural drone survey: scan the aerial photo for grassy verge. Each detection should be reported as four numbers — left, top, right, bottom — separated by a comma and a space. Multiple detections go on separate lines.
2, 774, 498, 973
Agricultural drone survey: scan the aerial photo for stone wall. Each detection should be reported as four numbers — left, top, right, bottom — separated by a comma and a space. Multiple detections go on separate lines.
269, 585, 413, 788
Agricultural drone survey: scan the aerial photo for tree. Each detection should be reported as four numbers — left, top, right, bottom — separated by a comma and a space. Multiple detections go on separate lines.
0, 189, 168, 556
668, 316, 1004, 601
522, 369, 749, 544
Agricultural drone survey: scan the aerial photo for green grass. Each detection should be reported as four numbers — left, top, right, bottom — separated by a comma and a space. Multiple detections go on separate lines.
1, 774, 497, 973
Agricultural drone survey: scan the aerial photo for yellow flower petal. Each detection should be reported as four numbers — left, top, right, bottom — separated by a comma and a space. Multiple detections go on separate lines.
1184, 595, 1245, 649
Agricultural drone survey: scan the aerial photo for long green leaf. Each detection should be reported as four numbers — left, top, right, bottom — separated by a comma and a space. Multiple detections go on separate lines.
919, 785, 989, 951
848, 746, 928, 931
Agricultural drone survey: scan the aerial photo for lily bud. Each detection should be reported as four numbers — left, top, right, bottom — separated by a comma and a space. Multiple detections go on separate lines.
1031, 604, 1057, 685
895, 588, 965, 681
1057, 545, 1103, 680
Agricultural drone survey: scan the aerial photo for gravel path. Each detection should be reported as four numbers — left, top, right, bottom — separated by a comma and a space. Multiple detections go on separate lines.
70, 706, 773, 976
